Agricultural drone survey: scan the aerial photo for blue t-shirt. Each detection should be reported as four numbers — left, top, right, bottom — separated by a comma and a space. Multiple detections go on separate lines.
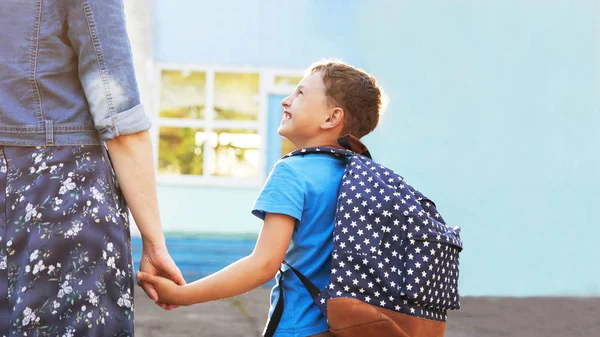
252, 154, 346, 337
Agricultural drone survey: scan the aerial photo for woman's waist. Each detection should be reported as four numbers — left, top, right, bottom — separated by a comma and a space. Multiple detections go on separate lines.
0, 124, 102, 147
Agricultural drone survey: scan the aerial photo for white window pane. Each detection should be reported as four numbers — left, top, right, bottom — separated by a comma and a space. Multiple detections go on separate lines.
158, 127, 204, 175
160, 70, 206, 119
209, 129, 260, 178
214, 73, 259, 121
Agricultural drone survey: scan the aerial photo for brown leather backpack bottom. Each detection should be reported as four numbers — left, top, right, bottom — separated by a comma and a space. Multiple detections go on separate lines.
326, 298, 446, 337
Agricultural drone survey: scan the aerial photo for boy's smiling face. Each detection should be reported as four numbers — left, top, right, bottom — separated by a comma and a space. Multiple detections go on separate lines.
279, 71, 335, 148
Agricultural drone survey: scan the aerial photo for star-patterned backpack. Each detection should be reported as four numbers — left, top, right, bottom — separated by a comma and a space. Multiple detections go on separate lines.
264, 136, 463, 337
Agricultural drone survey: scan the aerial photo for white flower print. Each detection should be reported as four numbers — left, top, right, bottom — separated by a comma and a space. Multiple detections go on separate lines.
51, 301, 60, 315
3, 146, 136, 334
22, 307, 39, 326
107, 257, 115, 269
87, 290, 99, 306
62, 328, 75, 337
32, 260, 46, 275
25, 203, 38, 222
29, 250, 39, 262
117, 290, 131, 308
36, 161, 48, 173
57, 281, 73, 298
58, 177, 76, 195
64, 222, 83, 239
90, 186, 105, 203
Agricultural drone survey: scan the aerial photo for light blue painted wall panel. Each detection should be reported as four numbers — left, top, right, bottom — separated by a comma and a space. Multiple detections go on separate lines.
354, 0, 600, 296
157, 184, 262, 234
153, 0, 363, 67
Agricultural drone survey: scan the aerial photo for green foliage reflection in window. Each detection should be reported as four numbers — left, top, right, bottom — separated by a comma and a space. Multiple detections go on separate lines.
160, 70, 206, 119
214, 73, 259, 121
158, 127, 204, 176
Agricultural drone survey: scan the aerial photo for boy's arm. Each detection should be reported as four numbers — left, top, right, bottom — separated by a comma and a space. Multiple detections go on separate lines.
137, 212, 294, 306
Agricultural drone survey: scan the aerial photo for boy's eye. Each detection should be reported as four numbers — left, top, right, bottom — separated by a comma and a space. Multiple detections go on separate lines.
298, 90, 303, 95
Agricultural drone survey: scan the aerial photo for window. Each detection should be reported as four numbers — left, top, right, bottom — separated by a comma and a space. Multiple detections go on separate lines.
155, 65, 303, 186
274, 75, 304, 87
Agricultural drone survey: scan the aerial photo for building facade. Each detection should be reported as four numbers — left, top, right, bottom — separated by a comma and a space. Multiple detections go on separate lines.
124, 0, 599, 297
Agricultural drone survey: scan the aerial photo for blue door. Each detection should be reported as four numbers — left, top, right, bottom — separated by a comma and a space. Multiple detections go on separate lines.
266, 94, 286, 175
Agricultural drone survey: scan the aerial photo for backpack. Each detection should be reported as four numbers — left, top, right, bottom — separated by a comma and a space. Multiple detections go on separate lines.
264, 136, 463, 337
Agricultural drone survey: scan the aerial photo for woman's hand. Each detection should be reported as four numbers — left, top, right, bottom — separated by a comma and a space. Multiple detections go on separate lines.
137, 271, 187, 306
138, 243, 186, 310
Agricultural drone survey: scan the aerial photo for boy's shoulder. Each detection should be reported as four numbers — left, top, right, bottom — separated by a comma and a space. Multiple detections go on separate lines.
278, 153, 347, 172
271, 154, 347, 188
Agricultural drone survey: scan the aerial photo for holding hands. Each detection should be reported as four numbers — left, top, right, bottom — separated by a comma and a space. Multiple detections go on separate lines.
137, 242, 186, 309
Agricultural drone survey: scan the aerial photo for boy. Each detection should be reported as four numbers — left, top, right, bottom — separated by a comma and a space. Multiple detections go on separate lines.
137, 60, 383, 337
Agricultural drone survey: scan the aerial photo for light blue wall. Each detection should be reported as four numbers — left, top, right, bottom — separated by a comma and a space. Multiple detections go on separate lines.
153, 0, 363, 67
152, 1, 599, 296
354, 0, 600, 297
157, 184, 262, 234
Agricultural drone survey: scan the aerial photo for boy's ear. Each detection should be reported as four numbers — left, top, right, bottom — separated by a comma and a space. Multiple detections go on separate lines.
321, 107, 344, 130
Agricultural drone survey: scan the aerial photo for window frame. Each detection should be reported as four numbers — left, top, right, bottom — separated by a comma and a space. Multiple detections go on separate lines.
151, 63, 302, 188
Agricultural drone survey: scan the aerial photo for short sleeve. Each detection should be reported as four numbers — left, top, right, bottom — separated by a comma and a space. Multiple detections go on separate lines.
252, 161, 305, 222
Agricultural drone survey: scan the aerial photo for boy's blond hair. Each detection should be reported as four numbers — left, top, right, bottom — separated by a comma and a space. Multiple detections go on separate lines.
309, 60, 382, 139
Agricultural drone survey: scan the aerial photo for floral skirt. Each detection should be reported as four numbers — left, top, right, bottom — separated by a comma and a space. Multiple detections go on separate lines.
0, 146, 134, 337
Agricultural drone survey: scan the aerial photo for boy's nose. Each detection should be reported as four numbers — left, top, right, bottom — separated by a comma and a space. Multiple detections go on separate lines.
281, 95, 292, 108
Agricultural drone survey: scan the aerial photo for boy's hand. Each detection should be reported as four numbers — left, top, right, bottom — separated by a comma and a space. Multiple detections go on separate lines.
137, 271, 187, 306
138, 245, 185, 310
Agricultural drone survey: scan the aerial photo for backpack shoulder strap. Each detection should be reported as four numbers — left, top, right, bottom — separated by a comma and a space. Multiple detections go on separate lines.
337, 134, 372, 159
283, 146, 353, 159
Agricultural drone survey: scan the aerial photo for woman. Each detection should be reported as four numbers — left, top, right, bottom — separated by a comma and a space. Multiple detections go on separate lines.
0, 0, 184, 336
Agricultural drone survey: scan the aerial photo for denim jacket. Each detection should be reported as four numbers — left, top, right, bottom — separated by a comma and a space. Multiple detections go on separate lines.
0, 0, 152, 146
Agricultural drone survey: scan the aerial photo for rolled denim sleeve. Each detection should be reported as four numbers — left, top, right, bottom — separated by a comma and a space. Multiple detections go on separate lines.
66, 0, 151, 140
